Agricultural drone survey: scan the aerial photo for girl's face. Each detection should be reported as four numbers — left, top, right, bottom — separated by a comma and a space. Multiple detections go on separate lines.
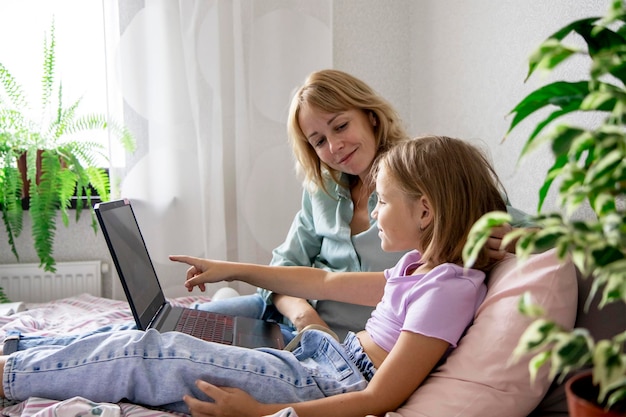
298, 104, 378, 180
372, 164, 429, 252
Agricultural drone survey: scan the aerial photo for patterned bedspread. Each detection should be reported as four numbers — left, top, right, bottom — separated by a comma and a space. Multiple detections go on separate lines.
0, 293, 212, 417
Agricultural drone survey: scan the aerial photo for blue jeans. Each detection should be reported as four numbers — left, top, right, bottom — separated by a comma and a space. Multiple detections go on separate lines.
3, 330, 372, 414
193, 293, 297, 344
3, 323, 137, 353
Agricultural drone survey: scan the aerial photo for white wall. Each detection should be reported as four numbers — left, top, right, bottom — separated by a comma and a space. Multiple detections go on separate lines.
412, 0, 604, 217
334, 0, 605, 216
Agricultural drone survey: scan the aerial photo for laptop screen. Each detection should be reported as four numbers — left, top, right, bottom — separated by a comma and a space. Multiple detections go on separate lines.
95, 199, 166, 330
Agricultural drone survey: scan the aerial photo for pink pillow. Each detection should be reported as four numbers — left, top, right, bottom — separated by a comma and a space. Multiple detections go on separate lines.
388, 249, 578, 417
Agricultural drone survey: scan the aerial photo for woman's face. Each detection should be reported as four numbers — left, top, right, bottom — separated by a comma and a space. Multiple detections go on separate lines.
371, 164, 425, 252
298, 104, 377, 180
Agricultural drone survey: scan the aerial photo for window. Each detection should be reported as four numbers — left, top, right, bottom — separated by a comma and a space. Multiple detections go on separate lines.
0, 0, 114, 168
1, 0, 128, 207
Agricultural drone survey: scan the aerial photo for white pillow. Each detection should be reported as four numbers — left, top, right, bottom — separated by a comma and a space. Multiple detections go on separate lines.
388, 249, 578, 417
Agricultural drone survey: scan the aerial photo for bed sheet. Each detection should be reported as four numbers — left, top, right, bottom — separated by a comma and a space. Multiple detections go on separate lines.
0, 293, 213, 417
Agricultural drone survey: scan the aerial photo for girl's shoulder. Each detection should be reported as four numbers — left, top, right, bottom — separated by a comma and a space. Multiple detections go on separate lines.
385, 251, 423, 278
426, 262, 486, 289
386, 254, 484, 286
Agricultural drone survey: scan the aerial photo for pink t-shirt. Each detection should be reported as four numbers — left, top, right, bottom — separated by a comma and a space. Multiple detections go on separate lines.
365, 250, 487, 353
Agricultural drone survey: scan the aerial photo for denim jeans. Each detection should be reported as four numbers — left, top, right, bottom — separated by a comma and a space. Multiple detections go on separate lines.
193, 293, 297, 344
3, 323, 137, 353
4, 329, 373, 414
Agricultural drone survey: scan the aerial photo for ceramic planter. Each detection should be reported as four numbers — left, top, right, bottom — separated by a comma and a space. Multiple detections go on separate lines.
566, 371, 625, 417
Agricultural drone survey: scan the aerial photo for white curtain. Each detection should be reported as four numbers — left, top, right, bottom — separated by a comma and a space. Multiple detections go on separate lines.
103, 0, 332, 298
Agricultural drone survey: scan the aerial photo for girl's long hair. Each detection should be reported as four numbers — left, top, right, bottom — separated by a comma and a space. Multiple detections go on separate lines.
374, 135, 507, 272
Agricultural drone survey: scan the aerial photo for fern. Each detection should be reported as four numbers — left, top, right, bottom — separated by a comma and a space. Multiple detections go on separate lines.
40, 19, 56, 114
0, 18, 136, 272
0, 287, 11, 304
0, 63, 28, 111
86, 166, 110, 201
57, 167, 76, 227
0, 165, 23, 260
29, 150, 60, 271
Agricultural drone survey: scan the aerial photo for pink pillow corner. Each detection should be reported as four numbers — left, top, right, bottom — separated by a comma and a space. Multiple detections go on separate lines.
392, 249, 578, 417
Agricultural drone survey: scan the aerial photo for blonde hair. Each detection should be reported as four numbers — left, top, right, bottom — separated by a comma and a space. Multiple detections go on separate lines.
287, 69, 409, 193
374, 135, 507, 272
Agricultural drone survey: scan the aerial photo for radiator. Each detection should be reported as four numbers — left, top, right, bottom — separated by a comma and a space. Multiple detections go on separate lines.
0, 261, 102, 303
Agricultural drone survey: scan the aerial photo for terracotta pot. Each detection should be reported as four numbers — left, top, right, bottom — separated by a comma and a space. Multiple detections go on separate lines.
17, 150, 67, 200
17, 149, 44, 199
566, 370, 626, 417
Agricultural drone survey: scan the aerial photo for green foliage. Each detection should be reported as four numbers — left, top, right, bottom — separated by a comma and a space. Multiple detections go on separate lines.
0, 18, 135, 273
0, 287, 10, 304
464, 0, 626, 410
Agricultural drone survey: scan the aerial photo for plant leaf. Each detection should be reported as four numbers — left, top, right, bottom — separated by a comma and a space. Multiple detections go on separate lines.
505, 81, 589, 138
526, 17, 599, 79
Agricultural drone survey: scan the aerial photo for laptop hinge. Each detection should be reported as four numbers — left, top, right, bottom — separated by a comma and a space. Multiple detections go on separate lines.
148, 303, 172, 330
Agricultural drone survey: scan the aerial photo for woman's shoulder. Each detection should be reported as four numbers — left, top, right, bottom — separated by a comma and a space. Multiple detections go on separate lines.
305, 173, 351, 201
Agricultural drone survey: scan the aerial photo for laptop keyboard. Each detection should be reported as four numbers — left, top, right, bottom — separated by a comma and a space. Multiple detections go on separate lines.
175, 309, 234, 344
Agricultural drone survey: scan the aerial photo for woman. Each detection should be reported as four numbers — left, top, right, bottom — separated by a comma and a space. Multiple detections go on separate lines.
198, 70, 530, 342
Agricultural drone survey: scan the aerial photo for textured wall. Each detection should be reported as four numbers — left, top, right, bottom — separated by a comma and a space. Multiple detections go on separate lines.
333, 0, 413, 131
410, 0, 603, 217
333, 0, 604, 216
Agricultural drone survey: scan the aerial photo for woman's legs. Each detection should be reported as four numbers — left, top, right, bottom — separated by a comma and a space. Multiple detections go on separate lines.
192, 293, 265, 318
2, 329, 368, 414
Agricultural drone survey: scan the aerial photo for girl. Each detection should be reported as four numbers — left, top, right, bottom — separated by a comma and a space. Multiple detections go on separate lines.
1, 135, 507, 417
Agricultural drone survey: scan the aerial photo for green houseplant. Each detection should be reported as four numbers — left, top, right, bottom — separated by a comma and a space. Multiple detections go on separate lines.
0, 19, 135, 273
463, 0, 626, 414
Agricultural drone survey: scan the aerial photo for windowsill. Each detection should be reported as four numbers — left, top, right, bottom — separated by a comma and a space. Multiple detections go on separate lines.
20, 196, 103, 211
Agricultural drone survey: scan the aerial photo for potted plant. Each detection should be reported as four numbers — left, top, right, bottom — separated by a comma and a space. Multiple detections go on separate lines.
0, 19, 135, 273
463, 0, 625, 414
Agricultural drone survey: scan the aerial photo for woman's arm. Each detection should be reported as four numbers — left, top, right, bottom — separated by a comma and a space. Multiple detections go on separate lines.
169, 255, 385, 307
184, 331, 449, 417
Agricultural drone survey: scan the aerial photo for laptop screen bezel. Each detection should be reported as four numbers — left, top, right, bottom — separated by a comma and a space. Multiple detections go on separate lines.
94, 198, 167, 330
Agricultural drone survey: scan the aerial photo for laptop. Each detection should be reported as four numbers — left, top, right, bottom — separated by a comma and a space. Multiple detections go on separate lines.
94, 198, 284, 349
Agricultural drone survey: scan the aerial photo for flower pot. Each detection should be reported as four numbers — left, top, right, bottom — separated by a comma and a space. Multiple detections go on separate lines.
17, 149, 44, 199
17, 150, 68, 201
566, 370, 626, 417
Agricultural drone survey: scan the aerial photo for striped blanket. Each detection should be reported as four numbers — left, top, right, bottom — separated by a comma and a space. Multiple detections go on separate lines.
0, 293, 212, 417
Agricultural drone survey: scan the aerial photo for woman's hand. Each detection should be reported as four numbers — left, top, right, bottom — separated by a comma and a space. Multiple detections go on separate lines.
169, 255, 233, 293
486, 224, 514, 260
184, 380, 269, 417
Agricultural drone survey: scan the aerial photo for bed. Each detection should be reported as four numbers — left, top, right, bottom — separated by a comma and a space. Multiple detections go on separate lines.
0, 249, 602, 417
0, 293, 212, 417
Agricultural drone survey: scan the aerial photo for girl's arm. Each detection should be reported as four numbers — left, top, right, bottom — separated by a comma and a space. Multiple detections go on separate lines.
169, 255, 385, 307
184, 331, 449, 417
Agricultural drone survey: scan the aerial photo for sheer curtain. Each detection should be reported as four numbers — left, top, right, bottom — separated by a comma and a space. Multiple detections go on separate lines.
103, 0, 332, 298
